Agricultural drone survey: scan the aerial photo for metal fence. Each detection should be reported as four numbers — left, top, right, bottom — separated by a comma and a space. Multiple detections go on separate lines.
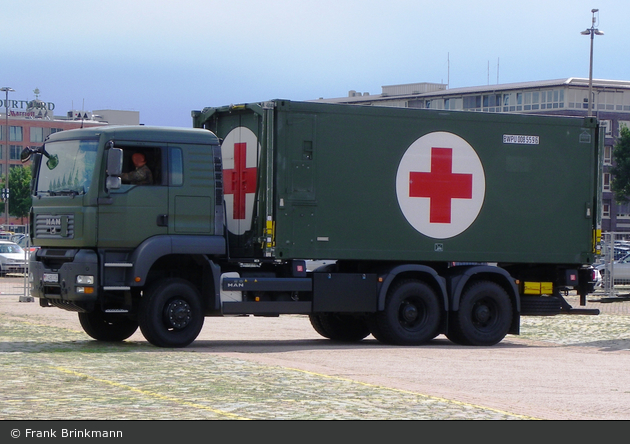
0, 229, 33, 302
0, 272, 31, 302
597, 231, 630, 297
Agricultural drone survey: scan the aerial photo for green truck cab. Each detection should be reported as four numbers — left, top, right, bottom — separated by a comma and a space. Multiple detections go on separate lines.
23, 100, 602, 347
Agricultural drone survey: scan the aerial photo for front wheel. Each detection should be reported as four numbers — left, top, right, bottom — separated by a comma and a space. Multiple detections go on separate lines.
447, 281, 512, 346
78, 311, 138, 342
138, 278, 205, 348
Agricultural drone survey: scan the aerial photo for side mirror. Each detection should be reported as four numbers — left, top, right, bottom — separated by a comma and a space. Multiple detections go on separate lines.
107, 148, 123, 176
106, 176, 121, 190
20, 147, 34, 162
106, 147, 123, 191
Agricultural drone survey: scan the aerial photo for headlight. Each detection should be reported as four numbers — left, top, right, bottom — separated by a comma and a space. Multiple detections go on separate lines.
76, 275, 94, 284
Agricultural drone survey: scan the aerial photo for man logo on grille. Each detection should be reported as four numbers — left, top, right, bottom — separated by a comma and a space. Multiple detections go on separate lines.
396, 132, 485, 239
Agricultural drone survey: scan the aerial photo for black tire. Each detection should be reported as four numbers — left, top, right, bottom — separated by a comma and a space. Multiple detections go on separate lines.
371, 279, 441, 345
78, 311, 138, 342
367, 315, 388, 343
309, 313, 371, 342
447, 281, 512, 346
138, 278, 204, 348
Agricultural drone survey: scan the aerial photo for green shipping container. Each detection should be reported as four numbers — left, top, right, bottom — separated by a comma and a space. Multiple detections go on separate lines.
194, 100, 601, 266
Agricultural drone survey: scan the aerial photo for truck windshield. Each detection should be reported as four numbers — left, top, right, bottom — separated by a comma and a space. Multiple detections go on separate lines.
35, 139, 99, 196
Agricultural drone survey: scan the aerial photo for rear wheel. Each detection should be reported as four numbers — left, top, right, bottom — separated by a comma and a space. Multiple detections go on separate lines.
138, 278, 204, 348
309, 313, 371, 342
447, 281, 512, 346
371, 279, 441, 345
78, 311, 138, 342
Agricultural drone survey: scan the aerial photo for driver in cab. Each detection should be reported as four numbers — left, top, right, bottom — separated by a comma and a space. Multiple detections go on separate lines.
121, 153, 153, 185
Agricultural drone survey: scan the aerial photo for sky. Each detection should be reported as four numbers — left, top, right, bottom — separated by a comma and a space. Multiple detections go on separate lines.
2, 0, 628, 128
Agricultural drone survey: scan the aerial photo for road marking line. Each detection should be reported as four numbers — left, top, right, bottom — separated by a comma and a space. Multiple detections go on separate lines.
284, 366, 542, 420
49, 366, 251, 420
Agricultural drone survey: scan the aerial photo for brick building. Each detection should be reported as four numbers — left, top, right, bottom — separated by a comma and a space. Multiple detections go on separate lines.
0, 92, 139, 225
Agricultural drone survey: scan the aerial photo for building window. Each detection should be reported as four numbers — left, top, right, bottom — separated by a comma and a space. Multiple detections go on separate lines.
603, 172, 611, 191
617, 202, 630, 219
9, 146, 21, 160
9, 126, 23, 142
532, 91, 540, 110
619, 120, 630, 136
603, 202, 610, 219
463, 95, 481, 111
483, 94, 501, 112
604, 145, 613, 165
443, 98, 462, 110
30, 127, 44, 143
601, 120, 612, 136
539, 89, 564, 110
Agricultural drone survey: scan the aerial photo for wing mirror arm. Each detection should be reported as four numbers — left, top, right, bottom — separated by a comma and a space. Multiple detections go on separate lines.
20, 145, 51, 163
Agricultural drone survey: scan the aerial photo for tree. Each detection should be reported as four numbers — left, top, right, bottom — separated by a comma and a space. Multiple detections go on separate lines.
7, 166, 32, 223
611, 126, 630, 204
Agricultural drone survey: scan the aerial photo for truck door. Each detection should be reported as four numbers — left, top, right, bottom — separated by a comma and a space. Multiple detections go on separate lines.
167, 143, 217, 235
98, 145, 168, 247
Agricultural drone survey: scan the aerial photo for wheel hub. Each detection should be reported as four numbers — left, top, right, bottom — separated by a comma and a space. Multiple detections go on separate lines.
401, 302, 419, 323
164, 299, 192, 329
473, 304, 491, 324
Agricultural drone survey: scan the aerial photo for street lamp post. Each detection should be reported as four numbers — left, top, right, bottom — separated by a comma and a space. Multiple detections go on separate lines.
581, 9, 604, 117
0, 87, 14, 227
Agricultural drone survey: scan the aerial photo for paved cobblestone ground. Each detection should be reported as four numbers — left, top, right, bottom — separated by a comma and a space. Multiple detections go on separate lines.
0, 321, 528, 420
1, 288, 629, 421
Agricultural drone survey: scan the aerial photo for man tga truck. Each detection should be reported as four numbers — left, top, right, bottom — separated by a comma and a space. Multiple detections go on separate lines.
21, 100, 601, 348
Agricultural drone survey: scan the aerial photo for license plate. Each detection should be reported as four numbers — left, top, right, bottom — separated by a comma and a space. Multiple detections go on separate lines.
43, 273, 59, 283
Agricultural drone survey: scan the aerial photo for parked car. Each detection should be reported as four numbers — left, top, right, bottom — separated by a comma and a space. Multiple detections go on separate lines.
14, 235, 38, 253
0, 240, 27, 276
595, 252, 630, 286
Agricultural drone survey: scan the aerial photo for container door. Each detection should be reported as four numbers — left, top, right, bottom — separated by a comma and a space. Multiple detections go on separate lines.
212, 111, 263, 257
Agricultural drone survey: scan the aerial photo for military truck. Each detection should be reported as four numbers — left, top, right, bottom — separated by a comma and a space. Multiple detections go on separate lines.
22, 100, 601, 348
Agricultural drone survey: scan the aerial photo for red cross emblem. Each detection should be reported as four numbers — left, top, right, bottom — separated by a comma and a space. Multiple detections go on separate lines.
223, 142, 258, 220
396, 132, 485, 239
409, 147, 473, 223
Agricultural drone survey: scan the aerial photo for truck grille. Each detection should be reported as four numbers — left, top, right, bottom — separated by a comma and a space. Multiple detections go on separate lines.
35, 214, 75, 239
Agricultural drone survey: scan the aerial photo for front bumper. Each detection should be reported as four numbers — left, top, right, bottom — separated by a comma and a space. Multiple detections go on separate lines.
29, 249, 99, 304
